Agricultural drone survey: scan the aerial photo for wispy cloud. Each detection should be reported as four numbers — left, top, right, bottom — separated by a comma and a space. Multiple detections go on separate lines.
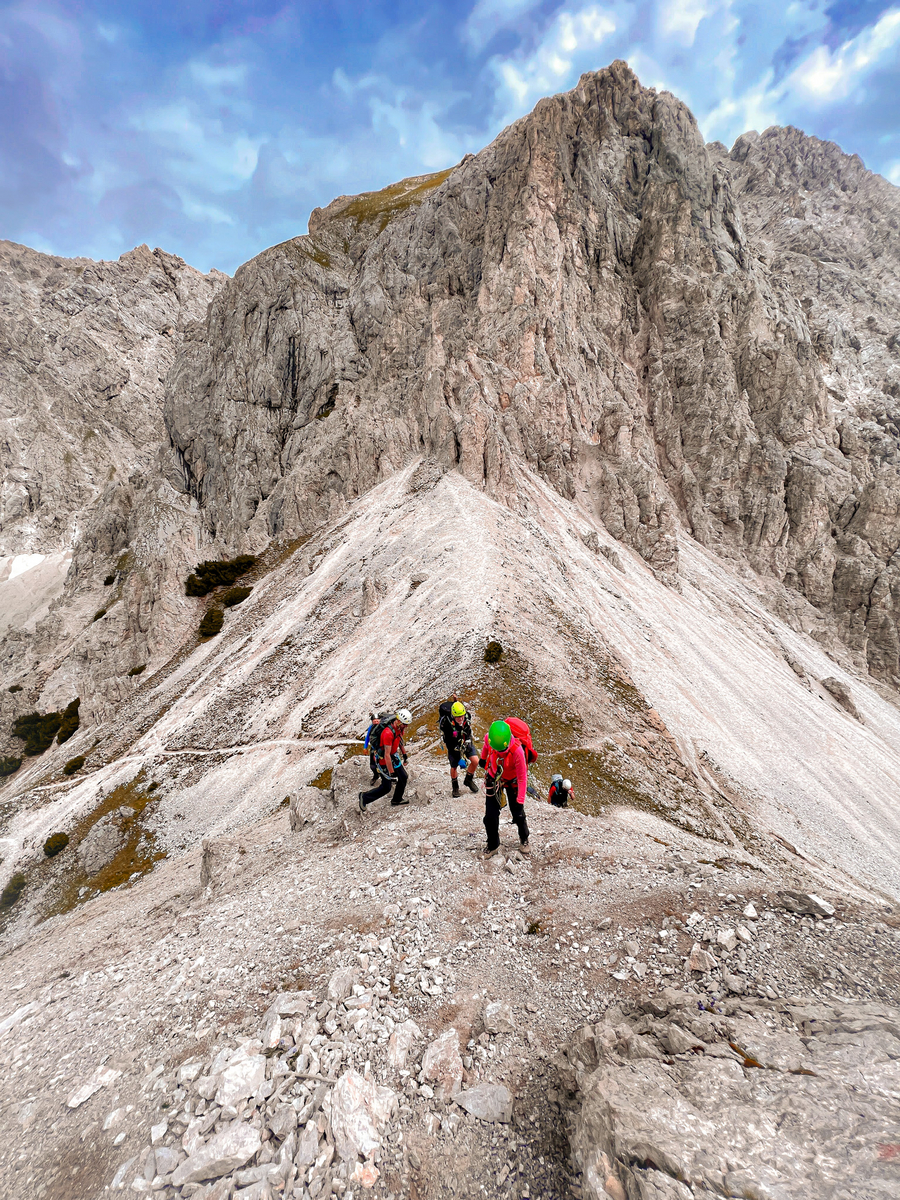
0, 1, 898, 274
788, 7, 900, 102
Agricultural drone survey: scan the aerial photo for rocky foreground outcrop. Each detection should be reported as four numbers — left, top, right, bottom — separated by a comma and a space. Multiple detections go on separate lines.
566, 989, 900, 1199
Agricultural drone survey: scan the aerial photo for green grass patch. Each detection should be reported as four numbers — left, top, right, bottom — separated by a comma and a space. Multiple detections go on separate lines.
93, 608, 107, 622
63, 755, 85, 776
7, 684, 22, 693
40, 770, 167, 919
331, 168, 455, 233
0, 755, 22, 777
309, 766, 334, 790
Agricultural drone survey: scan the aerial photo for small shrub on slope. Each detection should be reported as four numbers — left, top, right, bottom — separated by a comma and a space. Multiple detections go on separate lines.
223, 586, 252, 607
56, 698, 80, 744
0, 872, 26, 911
199, 608, 224, 638
12, 711, 62, 756
44, 832, 69, 857
0, 756, 21, 777
185, 554, 256, 597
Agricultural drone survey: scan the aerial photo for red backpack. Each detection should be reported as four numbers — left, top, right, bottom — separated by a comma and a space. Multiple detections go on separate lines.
503, 717, 537, 763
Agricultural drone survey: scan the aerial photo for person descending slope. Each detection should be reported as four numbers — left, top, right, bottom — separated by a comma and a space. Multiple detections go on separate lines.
438, 697, 479, 798
548, 775, 573, 807
479, 719, 530, 857
359, 709, 412, 812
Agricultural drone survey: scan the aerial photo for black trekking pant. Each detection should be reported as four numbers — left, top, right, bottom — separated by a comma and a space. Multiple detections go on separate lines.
361, 763, 408, 807
483, 777, 529, 850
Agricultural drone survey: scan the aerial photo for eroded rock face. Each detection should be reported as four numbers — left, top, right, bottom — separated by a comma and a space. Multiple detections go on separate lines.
0, 241, 224, 720
0, 241, 222, 557
163, 61, 900, 683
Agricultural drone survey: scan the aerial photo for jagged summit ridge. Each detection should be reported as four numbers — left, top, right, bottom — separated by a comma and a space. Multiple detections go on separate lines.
164, 61, 900, 684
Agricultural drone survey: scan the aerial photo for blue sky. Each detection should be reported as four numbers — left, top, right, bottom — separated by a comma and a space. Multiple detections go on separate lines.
2, 1, 899, 274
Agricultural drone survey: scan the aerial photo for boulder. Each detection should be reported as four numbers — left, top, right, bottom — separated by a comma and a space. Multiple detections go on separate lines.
387, 1019, 422, 1070
214, 1054, 266, 1108
483, 999, 516, 1035
289, 787, 325, 831
777, 891, 835, 918
821, 677, 862, 720
326, 1069, 398, 1162
327, 965, 359, 1002
171, 1121, 262, 1186
76, 808, 134, 875
200, 835, 249, 890
421, 1028, 463, 1101
688, 944, 719, 973
453, 1084, 512, 1123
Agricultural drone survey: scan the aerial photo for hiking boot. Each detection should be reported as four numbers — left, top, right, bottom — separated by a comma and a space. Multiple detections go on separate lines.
482, 845, 500, 859
390, 796, 410, 806
451, 780, 461, 798
519, 839, 530, 853
464, 774, 479, 793
358, 793, 368, 814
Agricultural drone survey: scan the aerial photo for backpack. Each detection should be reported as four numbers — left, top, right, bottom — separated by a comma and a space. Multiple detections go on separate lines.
439, 700, 470, 742
503, 716, 537, 763
365, 712, 395, 752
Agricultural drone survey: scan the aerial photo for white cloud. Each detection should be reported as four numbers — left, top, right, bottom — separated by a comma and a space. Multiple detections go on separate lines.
190, 61, 248, 90
492, 4, 618, 119
658, 0, 713, 47
463, 0, 546, 51
130, 102, 264, 191
789, 7, 900, 103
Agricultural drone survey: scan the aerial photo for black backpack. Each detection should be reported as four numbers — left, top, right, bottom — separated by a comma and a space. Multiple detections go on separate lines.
438, 700, 470, 744
365, 712, 396, 754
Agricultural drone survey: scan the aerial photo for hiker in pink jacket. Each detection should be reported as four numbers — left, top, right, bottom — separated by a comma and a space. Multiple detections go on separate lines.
478, 720, 529, 856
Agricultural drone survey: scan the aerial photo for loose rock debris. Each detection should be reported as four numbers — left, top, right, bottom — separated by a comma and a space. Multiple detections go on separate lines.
0, 761, 897, 1199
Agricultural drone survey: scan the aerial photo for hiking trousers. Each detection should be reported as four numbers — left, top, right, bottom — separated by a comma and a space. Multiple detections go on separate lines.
361, 763, 408, 807
483, 777, 529, 851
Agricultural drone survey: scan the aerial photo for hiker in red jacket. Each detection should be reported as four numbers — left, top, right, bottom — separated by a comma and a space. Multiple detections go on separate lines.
479, 719, 529, 856
359, 709, 412, 811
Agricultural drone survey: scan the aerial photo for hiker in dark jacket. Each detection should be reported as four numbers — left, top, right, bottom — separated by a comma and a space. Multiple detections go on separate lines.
548, 775, 573, 807
439, 697, 479, 797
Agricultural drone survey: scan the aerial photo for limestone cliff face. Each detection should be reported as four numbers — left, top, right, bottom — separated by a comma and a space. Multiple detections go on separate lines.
164, 62, 900, 684
0, 242, 223, 720
0, 240, 222, 554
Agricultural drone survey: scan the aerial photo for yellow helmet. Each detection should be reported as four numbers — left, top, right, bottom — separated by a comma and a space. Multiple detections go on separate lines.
451, 701, 466, 718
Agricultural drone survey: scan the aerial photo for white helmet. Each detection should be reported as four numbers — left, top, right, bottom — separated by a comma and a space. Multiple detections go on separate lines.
396, 708, 412, 725
562, 779, 572, 790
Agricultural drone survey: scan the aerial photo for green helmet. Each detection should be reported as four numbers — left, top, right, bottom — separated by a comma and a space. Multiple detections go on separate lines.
488, 720, 511, 751
451, 701, 466, 718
